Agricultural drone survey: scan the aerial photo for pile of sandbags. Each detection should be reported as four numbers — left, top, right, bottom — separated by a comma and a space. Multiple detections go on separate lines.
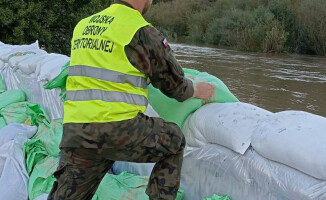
252, 111, 326, 180
0, 41, 69, 82
182, 102, 326, 179
0, 41, 66, 120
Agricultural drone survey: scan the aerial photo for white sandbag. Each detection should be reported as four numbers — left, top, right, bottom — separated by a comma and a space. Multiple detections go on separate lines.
16, 54, 48, 75
144, 104, 160, 117
0, 41, 39, 63
8, 49, 47, 72
112, 162, 154, 176
34, 194, 48, 200
182, 102, 272, 154
0, 135, 29, 200
0, 60, 4, 70
252, 111, 326, 180
35, 54, 69, 81
182, 144, 326, 200
0, 123, 37, 147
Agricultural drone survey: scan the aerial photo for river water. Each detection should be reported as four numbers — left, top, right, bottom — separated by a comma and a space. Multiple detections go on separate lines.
171, 43, 326, 117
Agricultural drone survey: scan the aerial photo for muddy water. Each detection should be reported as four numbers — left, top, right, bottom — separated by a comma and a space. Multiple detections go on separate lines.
171, 43, 326, 117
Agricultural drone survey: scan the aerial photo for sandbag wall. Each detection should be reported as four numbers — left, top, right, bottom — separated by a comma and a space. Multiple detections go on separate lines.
2, 40, 326, 200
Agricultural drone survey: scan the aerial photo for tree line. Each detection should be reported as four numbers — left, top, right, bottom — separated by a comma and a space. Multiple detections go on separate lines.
147, 0, 326, 55
0, 0, 325, 55
0, 0, 113, 55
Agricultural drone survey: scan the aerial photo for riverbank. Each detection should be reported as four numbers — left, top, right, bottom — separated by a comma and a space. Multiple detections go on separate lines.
146, 0, 326, 56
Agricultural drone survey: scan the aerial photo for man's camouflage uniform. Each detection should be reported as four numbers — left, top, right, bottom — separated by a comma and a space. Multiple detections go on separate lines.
48, 1, 194, 200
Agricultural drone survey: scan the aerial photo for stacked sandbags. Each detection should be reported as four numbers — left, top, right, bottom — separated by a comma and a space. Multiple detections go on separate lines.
0, 41, 39, 63
0, 41, 67, 120
252, 111, 326, 180
0, 41, 69, 82
182, 102, 272, 154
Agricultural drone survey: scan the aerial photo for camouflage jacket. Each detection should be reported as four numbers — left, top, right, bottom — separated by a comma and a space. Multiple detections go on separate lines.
118, 0, 194, 101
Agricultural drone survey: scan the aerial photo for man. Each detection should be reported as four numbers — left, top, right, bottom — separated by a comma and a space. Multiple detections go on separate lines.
48, 0, 215, 199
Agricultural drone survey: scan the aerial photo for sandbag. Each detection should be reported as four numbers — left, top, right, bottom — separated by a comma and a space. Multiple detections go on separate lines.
0, 60, 4, 70
0, 134, 29, 200
28, 156, 58, 200
43, 62, 69, 90
33, 54, 69, 82
0, 41, 40, 63
112, 162, 154, 176
38, 54, 70, 82
0, 89, 26, 109
15, 52, 48, 75
43, 61, 70, 101
34, 194, 48, 200
92, 172, 184, 200
0, 102, 49, 127
30, 119, 63, 157
0, 123, 37, 147
148, 68, 238, 127
252, 111, 326, 180
0, 74, 5, 93
8, 49, 47, 71
24, 119, 62, 174
24, 139, 48, 175
182, 102, 272, 154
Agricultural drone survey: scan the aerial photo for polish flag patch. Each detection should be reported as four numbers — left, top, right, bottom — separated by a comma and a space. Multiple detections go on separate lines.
162, 38, 169, 48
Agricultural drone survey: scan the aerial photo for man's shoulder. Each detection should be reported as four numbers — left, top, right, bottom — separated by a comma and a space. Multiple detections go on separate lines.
136, 26, 170, 50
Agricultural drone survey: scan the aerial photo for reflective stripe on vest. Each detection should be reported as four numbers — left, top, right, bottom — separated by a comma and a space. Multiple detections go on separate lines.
66, 89, 148, 106
69, 65, 147, 89
63, 4, 151, 124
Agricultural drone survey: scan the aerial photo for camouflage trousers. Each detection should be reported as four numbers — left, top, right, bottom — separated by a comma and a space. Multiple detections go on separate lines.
48, 113, 185, 200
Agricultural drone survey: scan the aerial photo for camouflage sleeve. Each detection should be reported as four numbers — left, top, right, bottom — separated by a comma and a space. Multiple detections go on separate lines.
125, 26, 194, 102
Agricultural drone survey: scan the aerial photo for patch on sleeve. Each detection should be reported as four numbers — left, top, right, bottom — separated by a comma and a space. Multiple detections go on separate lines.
162, 38, 169, 48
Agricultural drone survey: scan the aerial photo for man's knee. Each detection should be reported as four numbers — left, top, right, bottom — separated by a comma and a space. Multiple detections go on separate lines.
157, 121, 186, 155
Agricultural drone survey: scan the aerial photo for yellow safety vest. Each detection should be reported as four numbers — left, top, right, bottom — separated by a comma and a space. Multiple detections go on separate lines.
64, 4, 150, 124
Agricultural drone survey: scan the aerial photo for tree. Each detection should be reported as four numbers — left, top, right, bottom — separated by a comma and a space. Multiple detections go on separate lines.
0, 0, 113, 55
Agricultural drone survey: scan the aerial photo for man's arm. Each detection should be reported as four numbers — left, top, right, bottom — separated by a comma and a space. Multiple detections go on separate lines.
125, 26, 214, 102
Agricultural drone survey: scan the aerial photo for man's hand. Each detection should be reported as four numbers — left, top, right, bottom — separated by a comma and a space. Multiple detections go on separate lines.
192, 82, 215, 102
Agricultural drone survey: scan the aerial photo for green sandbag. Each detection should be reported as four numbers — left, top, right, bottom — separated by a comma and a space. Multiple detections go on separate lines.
0, 102, 49, 127
203, 194, 231, 200
28, 156, 58, 200
0, 90, 26, 109
24, 119, 63, 174
0, 75, 5, 93
24, 139, 48, 174
148, 68, 239, 127
44, 66, 238, 127
31, 119, 63, 157
92, 171, 184, 200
